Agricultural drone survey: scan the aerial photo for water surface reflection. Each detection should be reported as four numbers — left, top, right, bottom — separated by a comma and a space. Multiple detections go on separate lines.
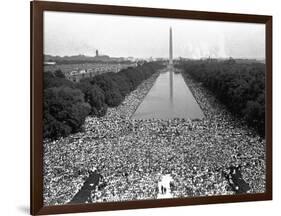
132, 71, 204, 120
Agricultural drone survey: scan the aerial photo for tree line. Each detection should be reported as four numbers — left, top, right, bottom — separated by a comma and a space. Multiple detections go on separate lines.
44, 62, 164, 140
178, 59, 265, 136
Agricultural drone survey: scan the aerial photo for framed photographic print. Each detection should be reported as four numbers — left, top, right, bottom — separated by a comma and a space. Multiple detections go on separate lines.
31, 0, 272, 215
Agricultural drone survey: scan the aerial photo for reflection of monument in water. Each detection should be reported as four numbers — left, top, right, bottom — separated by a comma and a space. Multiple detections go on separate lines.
131, 26, 204, 120
169, 27, 173, 100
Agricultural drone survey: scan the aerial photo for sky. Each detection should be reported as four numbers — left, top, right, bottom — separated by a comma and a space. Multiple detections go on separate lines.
44, 11, 265, 59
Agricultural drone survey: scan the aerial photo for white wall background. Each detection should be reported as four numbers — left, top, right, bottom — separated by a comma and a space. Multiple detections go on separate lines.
0, 0, 280, 215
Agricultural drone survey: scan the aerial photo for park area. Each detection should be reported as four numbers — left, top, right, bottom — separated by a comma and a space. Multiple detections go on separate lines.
43, 60, 265, 205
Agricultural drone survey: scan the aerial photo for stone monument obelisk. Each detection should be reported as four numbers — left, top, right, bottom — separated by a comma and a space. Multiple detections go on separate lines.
169, 27, 173, 99
169, 27, 173, 67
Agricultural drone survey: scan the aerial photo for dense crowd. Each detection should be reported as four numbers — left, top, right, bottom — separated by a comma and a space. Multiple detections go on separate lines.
179, 60, 265, 136
43, 62, 163, 139
43, 71, 265, 205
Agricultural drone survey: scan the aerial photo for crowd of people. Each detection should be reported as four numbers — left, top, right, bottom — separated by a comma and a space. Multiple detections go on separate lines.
43, 71, 265, 205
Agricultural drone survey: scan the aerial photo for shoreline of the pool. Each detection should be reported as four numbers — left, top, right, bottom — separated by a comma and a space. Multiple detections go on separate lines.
43, 68, 265, 205
129, 72, 161, 119
131, 69, 204, 120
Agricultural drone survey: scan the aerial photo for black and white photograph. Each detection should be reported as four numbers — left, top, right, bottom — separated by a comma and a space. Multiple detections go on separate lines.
43, 10, 266, 206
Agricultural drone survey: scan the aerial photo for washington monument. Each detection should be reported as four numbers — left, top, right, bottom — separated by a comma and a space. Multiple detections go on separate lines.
169, 27, 173, 99
169, 27, 173, 66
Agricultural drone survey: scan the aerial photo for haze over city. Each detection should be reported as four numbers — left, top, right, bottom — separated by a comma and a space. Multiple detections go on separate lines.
44, 11, 265, 59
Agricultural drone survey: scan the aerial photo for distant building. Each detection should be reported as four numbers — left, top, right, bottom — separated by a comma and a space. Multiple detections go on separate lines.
67, 69, 95, 82
225, 57, 236, 64
44, 61, 56, 65
126, 57, 135, 62
93, 50, 110, 61
66, 63, 137, 82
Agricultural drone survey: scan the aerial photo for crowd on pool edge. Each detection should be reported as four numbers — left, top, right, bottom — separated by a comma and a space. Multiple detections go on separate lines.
43, 71, 265, 205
